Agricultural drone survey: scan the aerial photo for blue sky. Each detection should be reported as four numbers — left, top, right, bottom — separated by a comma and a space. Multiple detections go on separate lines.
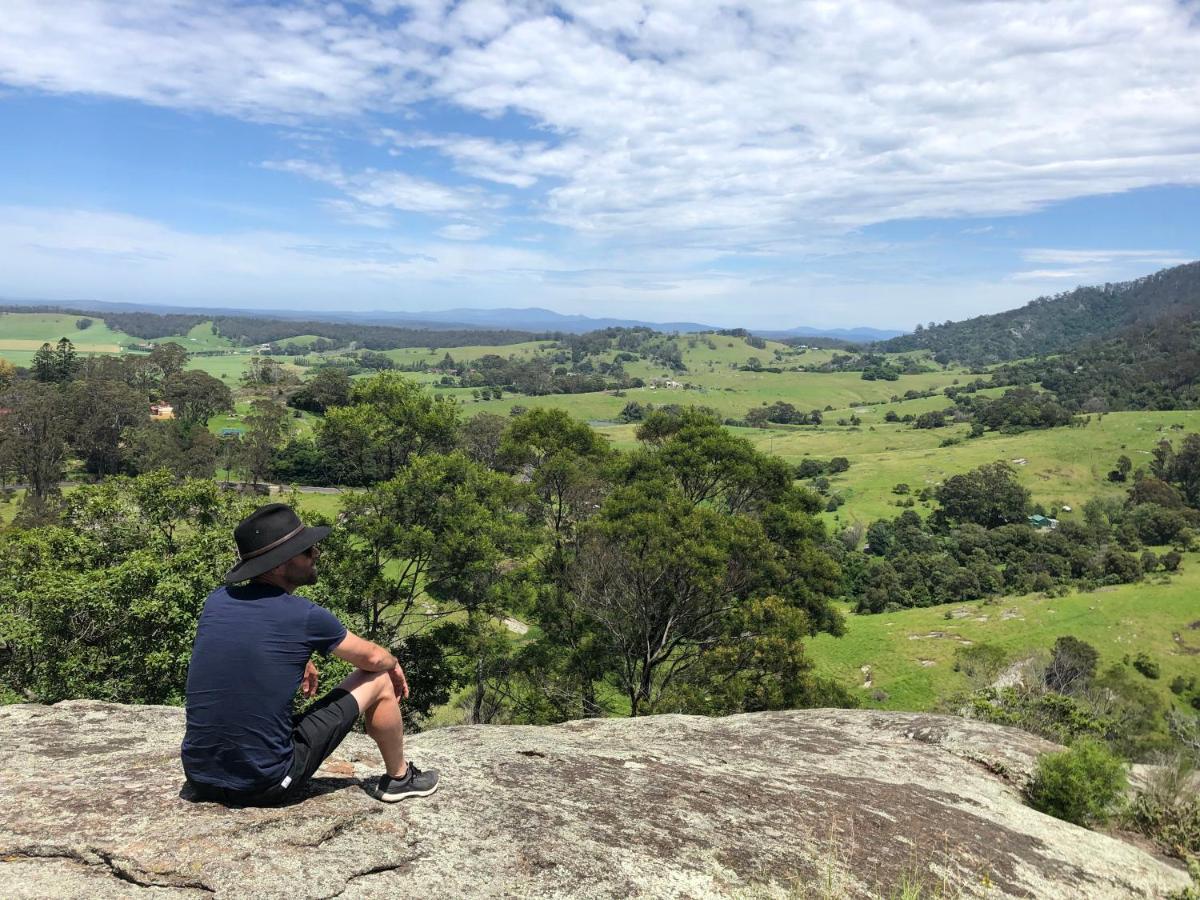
0, 1, 1197, 330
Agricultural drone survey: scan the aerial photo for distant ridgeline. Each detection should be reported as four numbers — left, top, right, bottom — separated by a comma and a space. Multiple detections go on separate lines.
0, 305, 541, 350
880, 260, 1200, 366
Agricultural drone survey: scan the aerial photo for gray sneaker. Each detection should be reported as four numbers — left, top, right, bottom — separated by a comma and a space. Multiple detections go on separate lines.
376, 763, 440, 802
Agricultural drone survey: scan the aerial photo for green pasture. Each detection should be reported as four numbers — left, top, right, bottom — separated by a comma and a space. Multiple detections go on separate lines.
271, 334, 325, 348
807, 558, 1200, 713
0, 312, 128, 347
0, 312, 132, 366
381, 340, 554, 368
152, 322, 235, 351
588, 410, 1200, 526
797, 410, 1198, 526
185, 352, 258, 381
456, 368, 973, 424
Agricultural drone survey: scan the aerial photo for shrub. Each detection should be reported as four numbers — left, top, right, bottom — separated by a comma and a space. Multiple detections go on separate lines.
952, 642, 1009, 683
1125, 755, 1200, 861
1171, 675, 1197, 696
1026, 738, 1127, 826
1132, 652, 1161, 680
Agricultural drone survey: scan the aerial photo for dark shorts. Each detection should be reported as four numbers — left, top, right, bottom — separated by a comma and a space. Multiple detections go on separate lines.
189, 688, 361, 807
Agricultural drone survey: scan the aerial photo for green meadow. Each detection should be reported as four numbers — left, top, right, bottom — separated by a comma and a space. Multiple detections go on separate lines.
0, 312, 131, 366
807, 559, 1200, 713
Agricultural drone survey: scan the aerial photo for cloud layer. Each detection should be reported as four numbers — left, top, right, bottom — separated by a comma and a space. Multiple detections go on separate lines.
1, 1, 1198, 323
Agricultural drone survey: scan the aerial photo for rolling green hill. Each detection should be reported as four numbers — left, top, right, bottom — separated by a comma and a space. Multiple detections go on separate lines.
882, 260, 1200, 364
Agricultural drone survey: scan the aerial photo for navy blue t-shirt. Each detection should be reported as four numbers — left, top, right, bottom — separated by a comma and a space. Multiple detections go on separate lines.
181, 583, 347, 792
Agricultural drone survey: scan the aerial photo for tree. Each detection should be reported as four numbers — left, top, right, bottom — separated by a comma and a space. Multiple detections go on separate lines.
126, 421, 219, 479
0, 383, 69, 507
32, 343, 58, 383
569, 461, 841, 716
147, 342, 188, 379
314, 452, 535, 724
238, 399, 288, 485
1150, 435, 1200, 508
0, 474, 251, 703
936, 462, 1031, 528
163, 370, 233, 426
316, 372, 459, 485
67, 377, 148, 476
243, 356, 287, 387
458, 413, 508, 470
0, 359, 15, 392
500, 408, 613, 716
1107, 454, 1132, 483
654, 596, 857, 715
1044, 635, 1099, 694
572, 479, 767, 715
54, 338, 79, 382
640, 408, 794, 515
290, 367, 352, 413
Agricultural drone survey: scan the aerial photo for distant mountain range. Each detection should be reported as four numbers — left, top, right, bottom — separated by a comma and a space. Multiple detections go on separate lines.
880, 260, 1200, 364
0, 296, 896, 339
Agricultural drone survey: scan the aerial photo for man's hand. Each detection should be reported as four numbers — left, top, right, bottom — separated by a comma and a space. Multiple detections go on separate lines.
301, 660, 319, 699
389, 663, 409, 701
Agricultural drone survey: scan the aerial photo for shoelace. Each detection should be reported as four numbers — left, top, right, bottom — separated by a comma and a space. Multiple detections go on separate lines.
386, 764, 420, 786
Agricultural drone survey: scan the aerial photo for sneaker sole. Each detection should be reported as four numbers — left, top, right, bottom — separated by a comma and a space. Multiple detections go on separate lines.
377, 781, 440, 802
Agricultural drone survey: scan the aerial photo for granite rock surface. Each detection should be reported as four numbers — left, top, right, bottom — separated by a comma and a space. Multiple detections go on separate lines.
0, 701, 1189, 898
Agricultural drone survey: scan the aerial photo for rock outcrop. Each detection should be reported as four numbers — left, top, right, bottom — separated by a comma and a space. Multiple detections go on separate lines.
0, 701, 1189, 898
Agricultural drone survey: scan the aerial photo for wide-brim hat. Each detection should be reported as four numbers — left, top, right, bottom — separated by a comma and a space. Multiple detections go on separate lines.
224, 502, 330, 584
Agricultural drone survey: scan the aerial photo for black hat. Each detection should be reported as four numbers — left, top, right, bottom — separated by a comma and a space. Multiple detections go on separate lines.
223, 503, 330, 584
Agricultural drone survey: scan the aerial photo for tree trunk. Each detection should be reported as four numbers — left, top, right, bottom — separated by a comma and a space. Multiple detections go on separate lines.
472, 655, 485, 724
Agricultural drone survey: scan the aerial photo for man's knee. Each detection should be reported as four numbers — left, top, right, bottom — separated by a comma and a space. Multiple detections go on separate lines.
345, 669, 395, 711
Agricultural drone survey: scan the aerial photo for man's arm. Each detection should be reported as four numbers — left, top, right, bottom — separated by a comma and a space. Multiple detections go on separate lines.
331, 631, 410, 699
332, 631, 397, 672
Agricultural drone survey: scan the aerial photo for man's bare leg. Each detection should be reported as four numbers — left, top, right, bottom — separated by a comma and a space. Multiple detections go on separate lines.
337, 669, 407, 778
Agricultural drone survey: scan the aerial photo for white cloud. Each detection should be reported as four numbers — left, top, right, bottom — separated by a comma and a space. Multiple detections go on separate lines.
1, 1, 1199, 324
0, 205, 559, 303
1022, 248, 1190, 267
319, 199, 394, 228
1011, 269, 1089, 281
1010, 247, 1193, 284
264, 158, 498, 213
2, 1, 1197, 249
0, 205, 1048, 328
436, 223, 490, 240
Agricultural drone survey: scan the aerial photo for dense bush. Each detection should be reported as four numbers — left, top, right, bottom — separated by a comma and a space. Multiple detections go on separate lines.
1026, 738, 1128, 826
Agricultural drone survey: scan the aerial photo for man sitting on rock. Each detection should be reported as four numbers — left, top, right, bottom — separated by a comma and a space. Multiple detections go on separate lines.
181, 503, 440, 806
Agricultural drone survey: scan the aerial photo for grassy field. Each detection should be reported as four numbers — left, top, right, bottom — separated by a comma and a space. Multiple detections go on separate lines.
0, 312, 132, 366
807, 558, 1200, 712
591, 410, 1200, 525
451, 369, 974, 424
380, 340, 555, 368
152, 321, 236, 351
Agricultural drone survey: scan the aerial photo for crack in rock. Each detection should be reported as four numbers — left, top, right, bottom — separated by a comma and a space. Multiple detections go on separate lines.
3, 845, 216, 893
320, 857, 420, 899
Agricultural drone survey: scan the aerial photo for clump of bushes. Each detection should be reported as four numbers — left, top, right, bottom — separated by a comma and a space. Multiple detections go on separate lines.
1026, 738, 1127, 826
1131, 652, 1161, 680
1125, 754, 1200, 862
